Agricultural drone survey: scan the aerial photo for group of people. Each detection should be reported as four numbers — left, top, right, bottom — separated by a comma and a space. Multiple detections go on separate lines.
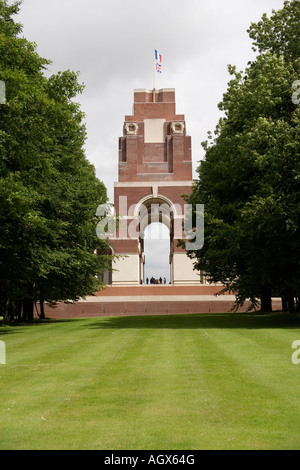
146, 277, 167, 285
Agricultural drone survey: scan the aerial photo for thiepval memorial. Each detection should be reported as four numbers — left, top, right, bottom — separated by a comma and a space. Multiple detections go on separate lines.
110, 87, 200, 286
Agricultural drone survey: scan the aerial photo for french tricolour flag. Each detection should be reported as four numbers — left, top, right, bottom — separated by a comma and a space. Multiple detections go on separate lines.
155, 50, 162, 63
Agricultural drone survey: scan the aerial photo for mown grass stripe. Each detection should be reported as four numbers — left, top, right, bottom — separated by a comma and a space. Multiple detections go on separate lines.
1, 314, 300, 449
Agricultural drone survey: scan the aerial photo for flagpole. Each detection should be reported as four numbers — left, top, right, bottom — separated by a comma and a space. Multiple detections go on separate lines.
153, 54, 156, 103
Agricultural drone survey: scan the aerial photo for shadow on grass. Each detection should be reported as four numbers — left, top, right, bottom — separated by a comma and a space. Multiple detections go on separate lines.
1, 313, 300, 334
0, 318, 80, 336
87, 312, 300, 330
0, 326, 25, 336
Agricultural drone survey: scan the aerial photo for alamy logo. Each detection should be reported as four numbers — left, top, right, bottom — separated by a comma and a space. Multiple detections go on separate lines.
0, 341, 6, 365
291, 340, 300, 365
96, 197, 204, 251
292, 80, 300, 105
0, 81, 6, 104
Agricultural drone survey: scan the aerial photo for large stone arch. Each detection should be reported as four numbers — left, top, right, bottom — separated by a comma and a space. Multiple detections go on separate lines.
134, 194, 177, 284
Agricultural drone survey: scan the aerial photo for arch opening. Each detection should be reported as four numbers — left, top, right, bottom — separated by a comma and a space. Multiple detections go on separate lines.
143, 222, 170, 285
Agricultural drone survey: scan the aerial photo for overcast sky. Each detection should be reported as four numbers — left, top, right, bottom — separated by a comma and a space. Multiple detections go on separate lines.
14, 0, 285, 282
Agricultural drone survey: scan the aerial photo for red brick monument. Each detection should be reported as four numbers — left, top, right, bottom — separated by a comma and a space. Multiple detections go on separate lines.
42, 88, 271, 318
110, 88, 200, 286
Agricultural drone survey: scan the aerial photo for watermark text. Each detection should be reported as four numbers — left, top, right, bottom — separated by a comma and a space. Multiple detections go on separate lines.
96, 198, 204, 251
291, 340, 300, 365
292, 80, 300, 105
0, 341, 6, 365
0, 81, 6, 104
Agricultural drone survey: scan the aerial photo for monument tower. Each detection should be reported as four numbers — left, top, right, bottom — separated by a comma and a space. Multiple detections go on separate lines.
110, 88, 200, 286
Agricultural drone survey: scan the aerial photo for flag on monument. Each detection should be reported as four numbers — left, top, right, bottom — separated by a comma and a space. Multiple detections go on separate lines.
155, 50, 162, 73
155, 50, 162, 63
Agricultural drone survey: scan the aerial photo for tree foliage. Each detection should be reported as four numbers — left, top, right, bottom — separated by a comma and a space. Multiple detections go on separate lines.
186, 0, 300, 312
0, 1, 112, 323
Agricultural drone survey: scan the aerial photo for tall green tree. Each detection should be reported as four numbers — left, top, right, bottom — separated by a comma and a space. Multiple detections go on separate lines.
185, 0, 300, 312
0, 1, 112, 323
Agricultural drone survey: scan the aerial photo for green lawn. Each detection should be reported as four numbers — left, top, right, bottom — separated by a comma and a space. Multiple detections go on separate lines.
1, 313, 300, 450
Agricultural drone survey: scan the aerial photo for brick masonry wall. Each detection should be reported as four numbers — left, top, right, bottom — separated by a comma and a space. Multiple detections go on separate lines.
119, 89, 192, 183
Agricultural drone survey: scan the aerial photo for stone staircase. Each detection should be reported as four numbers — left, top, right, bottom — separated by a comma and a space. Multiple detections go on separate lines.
42, 284, 281, 318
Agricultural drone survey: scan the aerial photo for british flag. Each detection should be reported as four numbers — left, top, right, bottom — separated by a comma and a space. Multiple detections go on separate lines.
156, 62, 162, 73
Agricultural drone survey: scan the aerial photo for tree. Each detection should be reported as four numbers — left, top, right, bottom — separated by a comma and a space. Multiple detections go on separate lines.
247, 0, 299, 61
0, 1, 112, 323
185, 0, 300, 312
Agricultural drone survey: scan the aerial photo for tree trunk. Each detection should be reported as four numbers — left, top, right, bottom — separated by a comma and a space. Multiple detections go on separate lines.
16, 300, 22, 322
260, 285, 272, 312
7, 300, 15, 323
40, 296, 45, 320
281, 294, 288, 312
287, 292, 295, 314
22, 298, 34, 322
0, 298, 7, 323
